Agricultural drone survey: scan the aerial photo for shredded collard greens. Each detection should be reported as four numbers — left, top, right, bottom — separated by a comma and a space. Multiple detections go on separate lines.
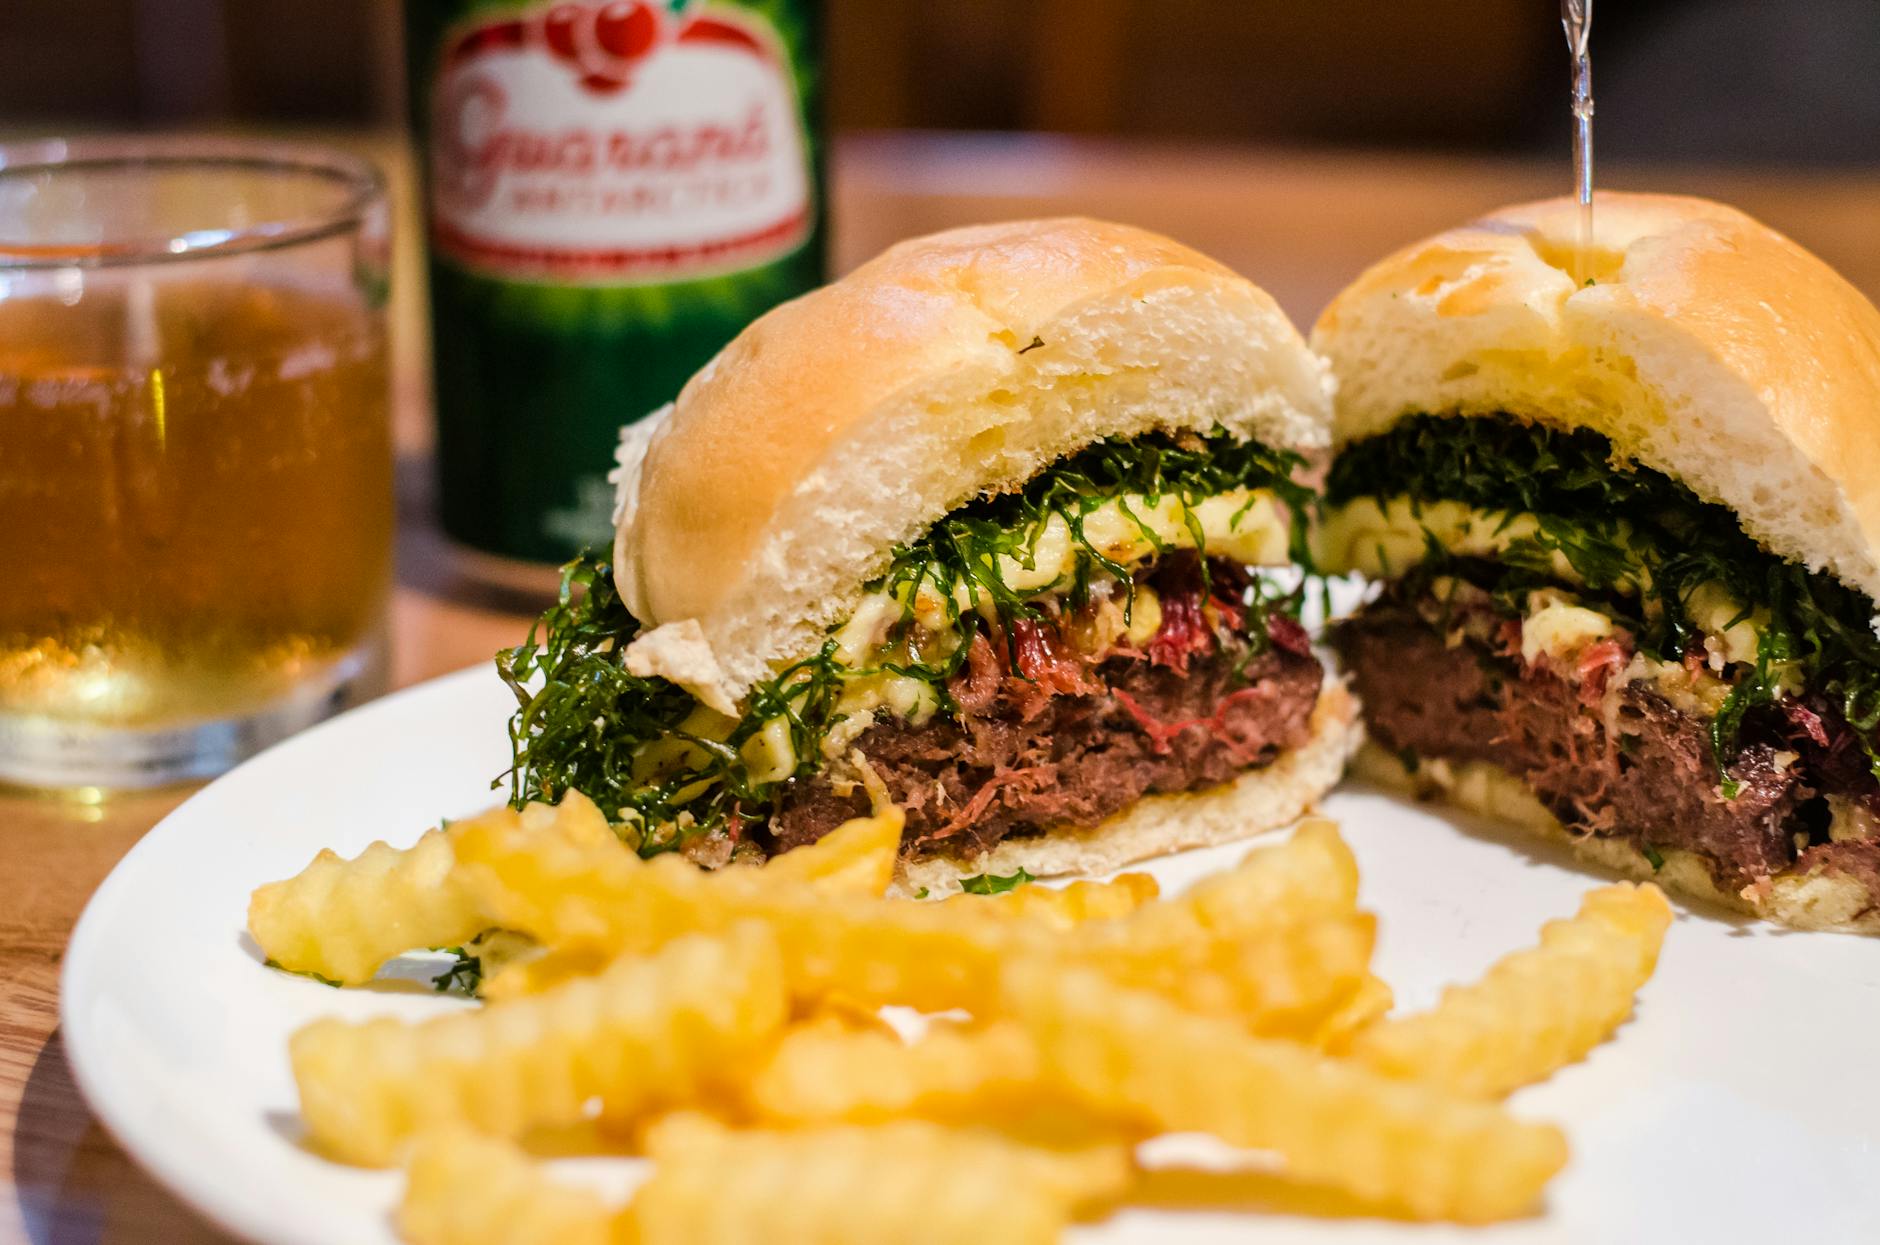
431, 947, 482, 995
498, 429, 1311, 851
958, 868, 1036, 894
1329, 414, 1880, 783
264, 959, 341, 989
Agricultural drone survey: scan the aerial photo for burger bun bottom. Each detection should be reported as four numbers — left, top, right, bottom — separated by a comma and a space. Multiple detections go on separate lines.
1351, 741, 1880, 935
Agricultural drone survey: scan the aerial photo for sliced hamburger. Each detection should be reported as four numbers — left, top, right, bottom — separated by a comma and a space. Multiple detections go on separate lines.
1313, 192, 1880, 932
502, 218, 1360, 894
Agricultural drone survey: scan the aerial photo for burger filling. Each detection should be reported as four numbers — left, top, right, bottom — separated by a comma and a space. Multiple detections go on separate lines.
772, 553, 1321, 859
1323, 414, 1880, 907
502, 430, 1321, 865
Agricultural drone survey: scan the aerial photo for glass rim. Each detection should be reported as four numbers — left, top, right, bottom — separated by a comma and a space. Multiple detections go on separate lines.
0, 135, 385, 270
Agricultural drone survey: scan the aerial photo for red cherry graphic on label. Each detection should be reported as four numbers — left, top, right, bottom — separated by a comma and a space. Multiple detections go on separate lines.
542, 5, 584, 62
595, 2, 657, 60
580, 73, 629, 94
675, 16, 768, 58
450, 20, 524, 65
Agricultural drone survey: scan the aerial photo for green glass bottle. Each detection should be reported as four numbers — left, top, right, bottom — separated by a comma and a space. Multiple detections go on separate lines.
405, 0, 824, 584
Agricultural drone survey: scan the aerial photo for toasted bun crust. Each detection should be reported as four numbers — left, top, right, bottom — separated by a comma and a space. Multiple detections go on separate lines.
1312, 192, 1880, 601
616, 217, 1333, 701
893, 677, 1362, 897
1353, 742, 1880, 935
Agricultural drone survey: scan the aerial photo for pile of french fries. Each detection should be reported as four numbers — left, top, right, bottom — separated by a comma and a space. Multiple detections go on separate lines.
249, 793, 1673, 1243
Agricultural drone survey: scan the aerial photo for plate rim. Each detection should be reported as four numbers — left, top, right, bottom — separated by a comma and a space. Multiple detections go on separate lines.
54, 661, 1880, 1245
58, 662, 497, 1245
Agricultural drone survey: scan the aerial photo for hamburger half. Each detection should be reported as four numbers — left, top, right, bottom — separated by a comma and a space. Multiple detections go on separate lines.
502, 218, 1361, 894
1314, 192, 1880, 932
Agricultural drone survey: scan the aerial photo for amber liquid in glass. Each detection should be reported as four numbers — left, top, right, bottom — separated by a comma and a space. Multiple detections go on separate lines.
0, 281, 392, 731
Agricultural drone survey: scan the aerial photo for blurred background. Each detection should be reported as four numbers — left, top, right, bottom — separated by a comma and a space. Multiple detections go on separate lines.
3, 8, 1880, 1214
4, 0, 1877, 165
5, 10, 1879, 1231
9, 0, 1874, 540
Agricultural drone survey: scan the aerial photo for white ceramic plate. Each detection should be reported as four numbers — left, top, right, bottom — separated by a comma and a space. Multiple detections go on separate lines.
63, 664, 1880, 1245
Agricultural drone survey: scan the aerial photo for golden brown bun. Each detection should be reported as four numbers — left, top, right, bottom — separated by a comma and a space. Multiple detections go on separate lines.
614, 217, 1333, 705
1312, 192, 1880, 600
895, 678, 1362, 897
1354, 742, 1880, 935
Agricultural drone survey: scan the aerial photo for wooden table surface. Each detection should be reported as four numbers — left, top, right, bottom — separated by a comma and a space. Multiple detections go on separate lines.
4, 131, 1878, 1244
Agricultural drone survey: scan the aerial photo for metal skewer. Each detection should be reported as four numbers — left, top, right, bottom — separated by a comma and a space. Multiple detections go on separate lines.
1562, 0, 1595, 282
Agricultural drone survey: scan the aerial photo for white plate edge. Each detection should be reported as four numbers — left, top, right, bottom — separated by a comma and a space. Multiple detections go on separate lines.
57, 663, 498, 1245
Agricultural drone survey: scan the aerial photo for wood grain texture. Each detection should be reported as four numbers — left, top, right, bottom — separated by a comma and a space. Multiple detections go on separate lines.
3, 130, 1878, 1245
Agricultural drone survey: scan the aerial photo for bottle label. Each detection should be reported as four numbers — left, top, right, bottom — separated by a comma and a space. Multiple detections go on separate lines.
428, 2, 812, 284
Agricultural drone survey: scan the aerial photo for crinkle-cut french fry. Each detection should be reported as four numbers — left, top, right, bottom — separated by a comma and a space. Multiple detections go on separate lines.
481, 950, 939, 1020
1119, 818, 1359, 948
761, 895, 1034, 1013
998, 961, 1568, 1223
399, 1131, 618, 1245
1129, 1164, 1425, 1222
449, 811, 708, 952
458, 816, 1346, 959
291, 925, 786, 1166
464, 810, 889, 925
514, 790, 617, 848
247, 792, 612, 986
746, 1019, 1042, 1124
458, 813, 1369, 1026
457, 929, 542, 985
477, 945, 607, 1002
455, 811, 899, 967
1576, 881, 1675, 974
453, 814, 1029, 1009
761, 808, 903, 897
1348, 882, 1672, 1098
249, 829, 478, 986
1057, 822, 1371, 1036
457, 811, 1373, 1033
1103, 913, 1376, 1038
1308, 973, 1396, 1054
627, 1113, 1130, 1245
941, 874, 1160, 928
751, 891, 1351, 1025
790, 992, 900, 1036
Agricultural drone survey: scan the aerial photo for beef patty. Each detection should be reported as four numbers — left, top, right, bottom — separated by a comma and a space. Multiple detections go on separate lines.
1337, 605, 1880, 901
769, 628, 1323, 860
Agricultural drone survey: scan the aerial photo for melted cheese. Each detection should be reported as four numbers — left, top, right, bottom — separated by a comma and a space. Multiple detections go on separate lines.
633, 703, 735, 785
884, 488, 1286, 625
740, 714, 798, 784
1612, 652, 1731, 717
997, 488, 1292, 593
784, 488, 1291, 755
1685, 581, 1764, 668
1827, 794, 1880, 843
1323, 496, 1772, 664
823, 672, 941, 758
1520, 591, 1614, 665
1317, 497, 1570, 581
826, 488, 1288, 730
831, 593, 902, 667
1122, 584, 1163, 647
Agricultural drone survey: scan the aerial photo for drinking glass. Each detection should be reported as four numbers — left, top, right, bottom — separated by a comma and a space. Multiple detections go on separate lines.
0, 138, 394, 788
